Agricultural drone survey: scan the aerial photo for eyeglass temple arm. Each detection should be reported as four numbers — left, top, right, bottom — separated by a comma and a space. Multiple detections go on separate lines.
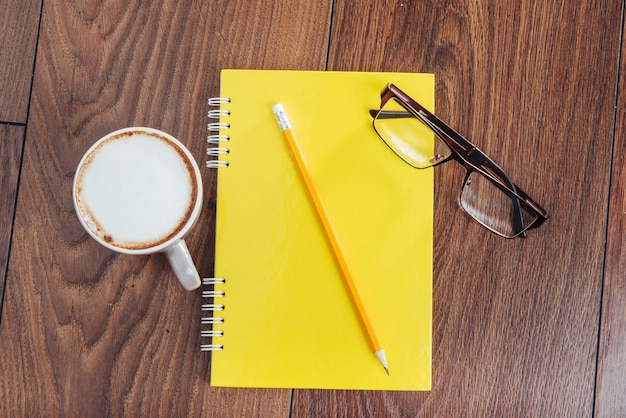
369, 110, 412, 119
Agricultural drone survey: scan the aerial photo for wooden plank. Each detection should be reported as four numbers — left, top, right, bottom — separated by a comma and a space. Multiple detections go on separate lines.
293, 1, 621, 416
0, 125, 24, 306
0, 0, 331, 416
0, 0, 41, 123
594, 23, 626, 417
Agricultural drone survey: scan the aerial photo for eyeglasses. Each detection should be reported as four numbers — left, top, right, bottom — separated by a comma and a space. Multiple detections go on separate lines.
371, 83, 548, 238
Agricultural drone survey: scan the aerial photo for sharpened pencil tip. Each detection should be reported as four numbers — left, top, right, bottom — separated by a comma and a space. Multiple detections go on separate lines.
375, 349, 389, 376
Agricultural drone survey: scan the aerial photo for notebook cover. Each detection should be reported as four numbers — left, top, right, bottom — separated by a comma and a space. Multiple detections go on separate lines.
211, 69, 433, 390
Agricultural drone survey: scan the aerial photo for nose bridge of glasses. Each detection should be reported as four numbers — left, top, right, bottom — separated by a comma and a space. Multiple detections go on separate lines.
464, 149, 514, 190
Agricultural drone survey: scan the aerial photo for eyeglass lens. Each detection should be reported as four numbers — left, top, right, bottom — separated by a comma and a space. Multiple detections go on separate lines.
373, 98, 452, 168
462, 172, 539, 237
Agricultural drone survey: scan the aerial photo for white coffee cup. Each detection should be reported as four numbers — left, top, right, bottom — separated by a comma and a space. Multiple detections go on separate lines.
73, 127, 203, 290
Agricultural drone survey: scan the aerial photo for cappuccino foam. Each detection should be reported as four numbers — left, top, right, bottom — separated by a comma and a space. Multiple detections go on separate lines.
75, 130, 198, 250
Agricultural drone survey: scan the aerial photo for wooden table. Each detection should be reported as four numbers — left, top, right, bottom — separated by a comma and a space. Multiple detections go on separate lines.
1, 1, 624, 416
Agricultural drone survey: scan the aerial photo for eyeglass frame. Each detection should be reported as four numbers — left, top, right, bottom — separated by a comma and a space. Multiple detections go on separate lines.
370, 83, 548, 239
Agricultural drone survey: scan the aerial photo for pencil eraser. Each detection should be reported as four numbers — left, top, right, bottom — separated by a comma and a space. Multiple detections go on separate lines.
272, 104, 290, 130
272, 103, 284, 114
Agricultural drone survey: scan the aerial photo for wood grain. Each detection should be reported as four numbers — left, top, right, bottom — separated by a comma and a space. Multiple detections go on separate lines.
0, 0, 41, 123
293, 0, 622, 416
0, 0, 330, 416
0, 125, 24, 307
2, 0, 625, 416
595, 22, 626, 417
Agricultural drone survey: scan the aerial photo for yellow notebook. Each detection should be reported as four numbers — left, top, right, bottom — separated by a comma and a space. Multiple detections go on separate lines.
204, 69, 433, 390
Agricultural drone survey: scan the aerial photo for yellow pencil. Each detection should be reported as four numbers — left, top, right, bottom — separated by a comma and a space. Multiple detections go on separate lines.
272, 104, 389, 375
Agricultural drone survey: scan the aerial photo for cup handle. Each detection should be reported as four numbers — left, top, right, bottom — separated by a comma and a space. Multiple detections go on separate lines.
163, 239, 201, 291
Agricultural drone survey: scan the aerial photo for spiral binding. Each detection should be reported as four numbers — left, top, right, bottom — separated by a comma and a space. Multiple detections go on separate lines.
207, 97, 231, 168
202, 97, 229, 351
200, 277, 225, 351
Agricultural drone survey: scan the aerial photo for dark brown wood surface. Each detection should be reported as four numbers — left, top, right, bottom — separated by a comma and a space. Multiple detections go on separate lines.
0, 0, 41, 123
0, 125, 24, 304
595, 15, 626, 416
0, 1, 624, 416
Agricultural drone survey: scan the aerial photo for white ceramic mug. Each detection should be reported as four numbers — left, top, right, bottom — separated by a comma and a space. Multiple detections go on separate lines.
73, 127, 203, 290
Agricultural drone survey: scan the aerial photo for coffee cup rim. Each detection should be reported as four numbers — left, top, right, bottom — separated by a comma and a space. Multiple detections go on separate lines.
73, 127, 203, 255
